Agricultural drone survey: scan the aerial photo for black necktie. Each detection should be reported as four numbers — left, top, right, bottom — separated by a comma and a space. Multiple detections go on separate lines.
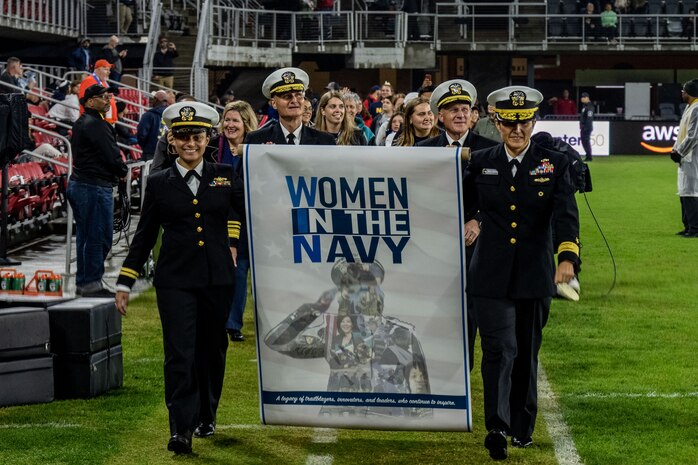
287, 133, 296, 145
452, 141, 461, 147
509, 159, 520, 177
183, 170, 201, 182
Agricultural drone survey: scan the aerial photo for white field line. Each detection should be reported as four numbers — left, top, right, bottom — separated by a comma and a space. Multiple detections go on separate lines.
0, 422, 81, 429
538, 365, 584, 465
572, 391, 698, 399
305, 428, 337, 465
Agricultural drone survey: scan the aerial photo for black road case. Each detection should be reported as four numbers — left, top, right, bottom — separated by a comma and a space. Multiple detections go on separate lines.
0, 306, 50, 360
0, 357, 54, 407
53, 345, 123, 399
48, 298, 122, 354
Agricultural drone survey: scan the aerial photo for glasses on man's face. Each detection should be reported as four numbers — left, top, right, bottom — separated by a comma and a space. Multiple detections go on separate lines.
277, 92, 305, 102
173, 132, 207, 143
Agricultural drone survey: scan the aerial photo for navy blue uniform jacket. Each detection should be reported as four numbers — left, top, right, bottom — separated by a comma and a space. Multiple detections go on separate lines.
117, 162, 244, 289
463, 142, 580, 299
416, 130, 499, 151
244, 120, 336, 145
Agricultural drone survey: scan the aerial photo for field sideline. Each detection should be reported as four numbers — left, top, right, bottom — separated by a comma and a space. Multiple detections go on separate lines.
0, 156, 696, 465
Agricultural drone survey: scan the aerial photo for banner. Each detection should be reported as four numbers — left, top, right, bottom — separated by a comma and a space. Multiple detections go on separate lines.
244, 145, 471, 431
535, 121, 611, 156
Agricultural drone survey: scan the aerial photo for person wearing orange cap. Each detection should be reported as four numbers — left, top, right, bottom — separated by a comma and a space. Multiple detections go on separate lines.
78, 59, 118, 124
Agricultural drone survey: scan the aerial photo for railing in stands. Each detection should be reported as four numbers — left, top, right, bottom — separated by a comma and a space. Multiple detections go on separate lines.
0, 0, 83, 36
141, 0, 162, 90
192, 0, 210, 101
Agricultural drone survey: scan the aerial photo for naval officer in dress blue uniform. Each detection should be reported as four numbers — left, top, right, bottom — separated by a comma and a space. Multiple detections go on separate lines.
114, 102, 244, 454
244, 67, 335, 146
463, 86, 580, 460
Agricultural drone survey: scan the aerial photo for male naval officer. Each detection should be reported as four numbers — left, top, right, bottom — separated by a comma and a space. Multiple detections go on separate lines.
417, 79, 499, 151
244, 67, 335, 146
463, 86, 580, 460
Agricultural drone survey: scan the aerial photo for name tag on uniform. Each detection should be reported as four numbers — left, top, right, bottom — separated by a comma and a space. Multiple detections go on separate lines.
482, 168, 499, 175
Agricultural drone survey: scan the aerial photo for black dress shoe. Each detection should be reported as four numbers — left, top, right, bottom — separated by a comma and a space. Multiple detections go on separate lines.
512, 436, 533, 448
167, 433, 192, 454
484, 429, 508, 460
676, 229, 688, 235
683, 231, 698, 238
227, 329, 244, 342
193, 422, 216, 438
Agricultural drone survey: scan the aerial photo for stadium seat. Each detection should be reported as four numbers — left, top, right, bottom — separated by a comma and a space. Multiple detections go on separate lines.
658, 102, 679, 120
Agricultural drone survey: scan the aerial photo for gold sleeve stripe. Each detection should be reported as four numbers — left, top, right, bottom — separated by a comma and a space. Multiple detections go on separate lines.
227, 221, 241, 225
558, 242, 580, 256
120, 267, 139, 279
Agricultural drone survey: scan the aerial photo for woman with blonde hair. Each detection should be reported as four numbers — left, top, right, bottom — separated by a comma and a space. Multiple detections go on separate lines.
216, 100, 258, 343
394, 97, 439, 146
315, 91, 367, 145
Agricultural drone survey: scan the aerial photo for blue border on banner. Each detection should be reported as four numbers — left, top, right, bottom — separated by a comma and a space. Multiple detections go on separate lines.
244, 144, 267, 425
262, 390, 468, 410
455, 147, 472, 431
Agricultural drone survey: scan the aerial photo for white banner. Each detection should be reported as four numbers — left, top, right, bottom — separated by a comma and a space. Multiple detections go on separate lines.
535, 121, 611, 156
244, 145, 471, 431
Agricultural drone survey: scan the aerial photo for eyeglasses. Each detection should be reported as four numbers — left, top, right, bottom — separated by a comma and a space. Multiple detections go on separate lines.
91, 94, 111, 101
173, 132, 208, 143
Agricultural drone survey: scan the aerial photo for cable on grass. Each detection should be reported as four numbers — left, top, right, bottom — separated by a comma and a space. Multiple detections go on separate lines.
582, 191, 616, 296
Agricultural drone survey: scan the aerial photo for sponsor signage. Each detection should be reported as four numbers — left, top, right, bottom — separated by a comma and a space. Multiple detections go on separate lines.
534, 121, 610, 156
609, 121, 679, 155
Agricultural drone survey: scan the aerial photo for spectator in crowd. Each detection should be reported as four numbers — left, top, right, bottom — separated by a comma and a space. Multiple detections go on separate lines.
371, 94, 394, 134
580, 92, 594, 161
474, 104, 503, 142
600, 2, 619, 44
152, 37, 178, 89
583, 2, 600, 40
215, 101, 258, 342
614, 0, 629, 14
79, 59, 118, 124
301, 99, 315, 126
114, 102, 244, 455
383, 112, 404, 146
245, 68, 335, 145
48, 79, 81, 128
101, 35, 128, 85
670, 79, 698, 237
683, 8, 695, 39
342, 92, 375, 144
464, 85, 579, 460
380, 81, 394, 99
315, 91, 367, 145
315, 0, 335, 39
374, 93, 404, 145
68, 38, 92, 73
394, 97, 439, 146
418, 84, 435, 101
137, 90, 169, 161
364, 84, 382, 119
118, 0, 135, 35
68, 84, 128, 297
114, 101, 137, 147
547, 89, 578, 115
0, 57, 41, 104
470, 103, 481, 127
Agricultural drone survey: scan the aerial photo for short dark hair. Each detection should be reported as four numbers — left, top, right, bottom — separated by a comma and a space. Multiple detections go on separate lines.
6, 57, 20, 67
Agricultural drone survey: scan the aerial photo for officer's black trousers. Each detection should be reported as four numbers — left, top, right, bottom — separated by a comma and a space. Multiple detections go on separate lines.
580, 128, 593, 158
156, 285, 233, 435
474, 296, 550, 439
680, 196, 698, 233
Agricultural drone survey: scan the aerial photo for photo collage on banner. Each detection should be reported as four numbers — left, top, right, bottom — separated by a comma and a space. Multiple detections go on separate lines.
245, 145, 471, 431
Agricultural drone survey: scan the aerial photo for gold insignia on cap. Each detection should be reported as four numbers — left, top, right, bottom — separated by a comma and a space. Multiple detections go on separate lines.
180, 106, 195, 122
510, 91, 526, 107
449, 83, 463, 95
282, 71, 296, 84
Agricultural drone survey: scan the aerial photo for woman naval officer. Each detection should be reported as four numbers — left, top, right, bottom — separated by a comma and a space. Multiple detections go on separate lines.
114, 101, 244, 455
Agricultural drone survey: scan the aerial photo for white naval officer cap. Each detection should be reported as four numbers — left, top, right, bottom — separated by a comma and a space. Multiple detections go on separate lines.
429, 79, 478, 115
487, 86, 543, 123
262, 67, 309, 99
162, 101, 220, 133
403, 91, 419, 107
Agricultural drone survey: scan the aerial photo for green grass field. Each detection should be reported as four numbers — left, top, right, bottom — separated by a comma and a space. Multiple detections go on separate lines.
1, 156, 696, 464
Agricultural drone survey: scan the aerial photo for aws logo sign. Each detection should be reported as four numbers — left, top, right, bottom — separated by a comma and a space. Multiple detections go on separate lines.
641, 125, 679, 153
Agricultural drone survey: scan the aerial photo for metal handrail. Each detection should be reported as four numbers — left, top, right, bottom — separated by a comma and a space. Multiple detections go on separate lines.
141, 0, 163, 87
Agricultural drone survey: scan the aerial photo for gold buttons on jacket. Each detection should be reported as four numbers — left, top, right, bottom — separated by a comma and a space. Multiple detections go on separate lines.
510, 238, 517, 244
197, 227, 203, 233
538, 191, 544, 197
511, 222, 517, 229
510, 186, 516, 192
510, 205, 516, 211
195, 213, 201, 218
192, 199, 199, 205
198, 240, 205, 247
